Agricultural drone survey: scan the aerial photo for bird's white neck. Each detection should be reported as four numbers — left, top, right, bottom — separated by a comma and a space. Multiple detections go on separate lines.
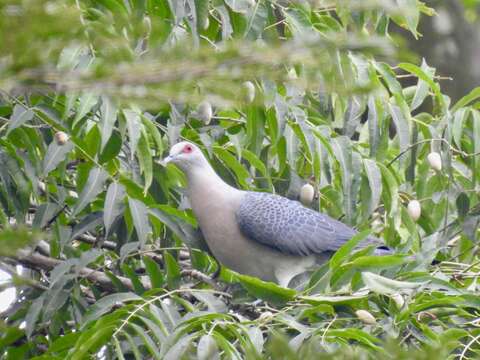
186, 162, 237, 196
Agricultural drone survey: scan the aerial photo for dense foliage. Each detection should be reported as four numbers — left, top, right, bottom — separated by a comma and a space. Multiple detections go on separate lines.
1, 0, 480, 358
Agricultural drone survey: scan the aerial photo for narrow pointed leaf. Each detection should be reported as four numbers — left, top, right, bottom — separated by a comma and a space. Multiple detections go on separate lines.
330, 230, 371, 270
367, 96, 381, 157
104, 182, 126, 236
164, 251, 181, 289
124, 109, 142, 158
32, 202, 59, 229
73, 93, 98, 127
452, 86, 480, 112
43, 141, 74, 175
128, 197, 151, 247
71, 211, 104, 240
72, 167, 109, 216
7, 105, 34, 134
363, 159, 382, 215
388, 103, 410, 166
137, 131, 153, 193
362, 272, 423, 295
99, 97, 117, 151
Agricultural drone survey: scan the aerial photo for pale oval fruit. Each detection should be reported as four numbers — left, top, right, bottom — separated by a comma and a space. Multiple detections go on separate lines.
199, 16, 209, 30
54, 131, 69, 145
355, 309, 377, 325
163, 298, 173, 306
427, 152, 442, 171
299, 183, 315, 206
391, 293, 405, 309
143, 16, 151, 34
258, 311, 274, 323
197, 101, 213, 124
242, 81, 255, 103
38, 181, 46, 193
407, 200, 421, 222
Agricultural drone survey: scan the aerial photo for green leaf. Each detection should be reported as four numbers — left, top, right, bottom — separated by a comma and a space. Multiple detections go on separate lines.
7, 105, 34, 134
137, 131, 153, 193
452, 86, 480, 112
121, 263, 146, 294
113, 337, 126, 360
25, 293, 45, 338
236, 273, 297, 305
246, 326, 264, 355
343, 96, 364, 138
361, 272, 423, 295
73, 93, 98, 127
163, 334, 196, 360
195, 0, 210, 31
214, 147, 250, 188
48, 332, 81, 354
299, 293, 369, 306
98, 131, 122, 164
326, 329, 382, 351
393, 0, 420, 38
128, 197, 152, 247
224, 0, 255, 14
349, 254, 406, 269
215, 5, 233, 40
129, 322, 162, 359
456, 192, 470, 219
43, 140, 74, 175
99, 96, 117, 151
241, 149, 268, 178
124, 109, 142, 158
32, 202, 59, 229
331, 136, 354, 224
378, 163, 399, 228
363, 159, 382, 215
374, 62, 403, 95
399, 61, 444, 111
197, 334, 220, 360
71, 326, 117, 360
367, 96, 382, 157
82, 292, 141, 326
329, 230, 371, 270
407, 59, 437, 111
452, 108, 467, 148
192, 292, 227, 312
140, 115, 164, 156
71, 211, 103, 240
164, 251, 181, 289
104, 182, 126, 236
143, 256, 165, 289
388, 102, 410, 166
473, 109, 480, 185
72, 167, 109, 217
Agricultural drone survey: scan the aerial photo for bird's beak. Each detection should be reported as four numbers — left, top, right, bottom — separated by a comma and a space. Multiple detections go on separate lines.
162, 155, 175, 166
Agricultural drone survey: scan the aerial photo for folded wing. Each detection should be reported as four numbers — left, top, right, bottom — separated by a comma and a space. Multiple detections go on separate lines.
236, 192, 383, 256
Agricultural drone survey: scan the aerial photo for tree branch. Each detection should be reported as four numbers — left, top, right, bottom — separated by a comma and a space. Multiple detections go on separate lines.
14, 250, 151, 292
181, 269, 220, 289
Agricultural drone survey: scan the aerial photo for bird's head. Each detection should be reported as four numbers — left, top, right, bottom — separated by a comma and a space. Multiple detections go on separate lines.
163, 141, 205, 171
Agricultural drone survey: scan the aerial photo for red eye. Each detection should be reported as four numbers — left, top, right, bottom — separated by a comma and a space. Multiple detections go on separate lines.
183, 144, 193, 153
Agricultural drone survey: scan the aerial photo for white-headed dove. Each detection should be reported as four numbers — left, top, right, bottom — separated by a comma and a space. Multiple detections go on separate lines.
164, 142, 389, 287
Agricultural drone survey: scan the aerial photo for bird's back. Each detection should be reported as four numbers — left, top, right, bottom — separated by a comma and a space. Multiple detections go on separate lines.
236, 191, 385, 257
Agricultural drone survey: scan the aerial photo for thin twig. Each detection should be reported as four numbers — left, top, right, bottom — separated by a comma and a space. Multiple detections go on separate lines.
181, 269, 220, 289
459, 334, 480, 360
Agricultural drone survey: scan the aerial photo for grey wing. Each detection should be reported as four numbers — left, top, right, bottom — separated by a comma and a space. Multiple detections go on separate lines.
236, 192, 381, 256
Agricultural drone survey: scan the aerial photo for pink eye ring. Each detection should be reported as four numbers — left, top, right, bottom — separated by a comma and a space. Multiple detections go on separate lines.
183, 144, 193, 153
